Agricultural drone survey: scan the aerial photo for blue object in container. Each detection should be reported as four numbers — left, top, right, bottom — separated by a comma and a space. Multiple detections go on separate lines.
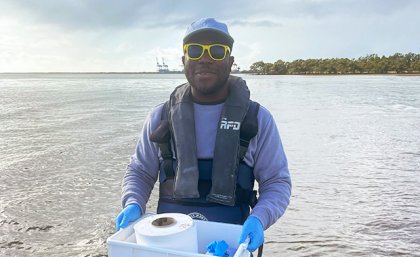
207, 240, 232, 256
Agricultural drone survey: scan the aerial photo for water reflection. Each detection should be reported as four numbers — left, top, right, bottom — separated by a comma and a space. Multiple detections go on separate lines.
0, 74, 419, 256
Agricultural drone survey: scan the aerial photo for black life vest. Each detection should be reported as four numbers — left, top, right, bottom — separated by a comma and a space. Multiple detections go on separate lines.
150, 77, 260, 224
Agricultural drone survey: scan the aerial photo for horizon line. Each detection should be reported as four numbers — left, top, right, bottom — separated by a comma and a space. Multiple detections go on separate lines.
0, 71, 184, 74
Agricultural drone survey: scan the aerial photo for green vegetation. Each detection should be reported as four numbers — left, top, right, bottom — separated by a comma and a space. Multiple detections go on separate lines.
246, 53, 420, 75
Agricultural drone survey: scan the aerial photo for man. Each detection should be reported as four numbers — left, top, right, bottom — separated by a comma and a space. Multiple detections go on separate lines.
116, 18, 291, 253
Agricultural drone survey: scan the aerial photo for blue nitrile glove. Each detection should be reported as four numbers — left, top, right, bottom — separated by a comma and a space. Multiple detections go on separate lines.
115, 203, 142, 231
214, 240, 229, 256
207, 240, 229, 256
238, 216, 264, 252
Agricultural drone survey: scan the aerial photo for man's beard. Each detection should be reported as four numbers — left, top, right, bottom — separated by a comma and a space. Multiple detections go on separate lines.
189, 75, 229, 96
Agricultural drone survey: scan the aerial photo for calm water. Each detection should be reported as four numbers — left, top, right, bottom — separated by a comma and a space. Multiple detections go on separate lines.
1, 73, 419, 257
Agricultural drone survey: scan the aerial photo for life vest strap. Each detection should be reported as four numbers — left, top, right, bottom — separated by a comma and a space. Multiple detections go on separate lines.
239, 101, 260, 160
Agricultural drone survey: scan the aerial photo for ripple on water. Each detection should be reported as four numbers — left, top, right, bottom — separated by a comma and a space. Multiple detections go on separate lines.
1, 74, 420, 256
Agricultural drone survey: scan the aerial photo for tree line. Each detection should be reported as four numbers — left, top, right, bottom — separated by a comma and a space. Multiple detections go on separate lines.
245, 53, 420, 75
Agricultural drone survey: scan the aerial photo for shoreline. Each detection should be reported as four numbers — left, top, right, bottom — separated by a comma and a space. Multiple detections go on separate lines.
1, 72, 419, 76
0, 71, 183, 75
243, 73, 420, 76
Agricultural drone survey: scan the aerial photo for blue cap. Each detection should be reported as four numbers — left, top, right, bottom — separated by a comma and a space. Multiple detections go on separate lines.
183, 18, 234, 46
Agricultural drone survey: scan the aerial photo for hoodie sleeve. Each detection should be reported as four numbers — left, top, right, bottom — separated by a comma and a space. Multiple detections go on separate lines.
244, 105, 292, 230
121, 104, 163, 214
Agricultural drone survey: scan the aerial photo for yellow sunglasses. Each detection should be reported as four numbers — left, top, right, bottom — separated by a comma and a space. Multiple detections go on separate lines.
183, 43, 231, 61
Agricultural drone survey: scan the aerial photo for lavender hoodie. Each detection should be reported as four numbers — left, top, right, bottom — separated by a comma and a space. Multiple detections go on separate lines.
121, 102, 291, 230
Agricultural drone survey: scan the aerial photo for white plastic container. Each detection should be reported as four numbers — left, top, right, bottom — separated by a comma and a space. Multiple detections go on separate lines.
107, 215, 243, 257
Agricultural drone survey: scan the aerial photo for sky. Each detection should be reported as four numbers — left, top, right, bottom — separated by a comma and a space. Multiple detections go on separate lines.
1, 0, 419, 72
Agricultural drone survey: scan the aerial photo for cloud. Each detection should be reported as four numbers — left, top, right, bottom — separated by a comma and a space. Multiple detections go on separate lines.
1, 0, 186, 30
4, 0, 418, 31
229, 19, 282, 27
1, 0, 419, 72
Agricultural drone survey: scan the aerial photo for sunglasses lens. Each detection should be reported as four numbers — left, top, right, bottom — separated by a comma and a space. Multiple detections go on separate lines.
209, 45, 226, 60
187, 45, 204, 59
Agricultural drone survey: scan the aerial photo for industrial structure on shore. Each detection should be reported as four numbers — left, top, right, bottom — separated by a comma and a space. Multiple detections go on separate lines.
156, 58, 170, 73
155, 58, 241, 74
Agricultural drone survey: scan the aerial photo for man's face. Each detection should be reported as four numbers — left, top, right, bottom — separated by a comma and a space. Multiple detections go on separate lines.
182, 32, 234, 103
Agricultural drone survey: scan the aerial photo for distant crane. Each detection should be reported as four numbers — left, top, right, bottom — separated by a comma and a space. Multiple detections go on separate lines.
156, 58, 163, 72
156, 57, 169, 73
161, 58, 169, 72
